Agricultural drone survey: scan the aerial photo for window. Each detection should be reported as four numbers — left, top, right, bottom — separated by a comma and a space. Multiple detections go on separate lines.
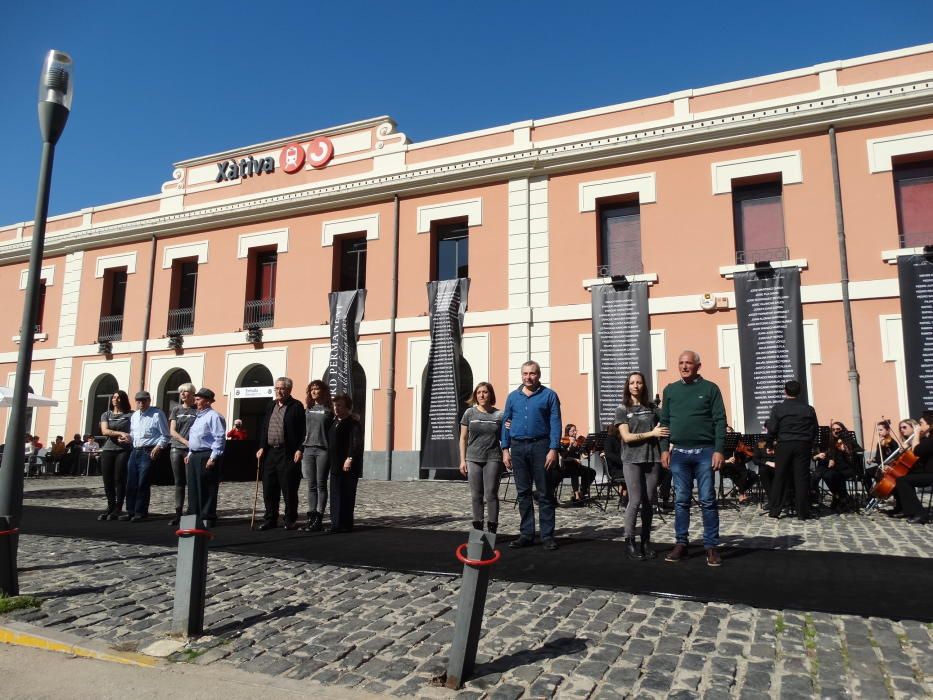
99, 268, 127, 341
894, 159, 933, 248
244, 249, 276, 329
160, 368, 191, 414
168, 259, 197, 335
598, 201, 643, 276
434, 221, 468, 281
335, 236, 367, 291
87, 374, 117, 436
733, 180, 787, 264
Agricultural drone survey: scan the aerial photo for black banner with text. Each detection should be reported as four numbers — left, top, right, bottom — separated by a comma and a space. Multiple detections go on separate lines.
898, 254, 933, 416
421, 279, 469, 471
324, 289, 366, 405
590, 282, 652, 430
734, 267, 807, 432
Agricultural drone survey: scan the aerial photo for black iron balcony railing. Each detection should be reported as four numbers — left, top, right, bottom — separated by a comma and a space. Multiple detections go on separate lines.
167, 306, 195, 336
97, 314, 123, 342
735, 246, 789, 265
244, 299, 274, 330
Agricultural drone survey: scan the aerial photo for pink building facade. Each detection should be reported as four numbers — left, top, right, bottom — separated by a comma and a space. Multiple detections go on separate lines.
2, 44, 932, 477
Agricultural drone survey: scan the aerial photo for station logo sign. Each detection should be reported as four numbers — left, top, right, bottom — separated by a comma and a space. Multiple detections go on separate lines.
215, 136, 335, 183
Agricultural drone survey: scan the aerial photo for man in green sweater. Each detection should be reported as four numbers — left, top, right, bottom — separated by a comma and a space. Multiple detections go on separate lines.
659, 350, 727, 567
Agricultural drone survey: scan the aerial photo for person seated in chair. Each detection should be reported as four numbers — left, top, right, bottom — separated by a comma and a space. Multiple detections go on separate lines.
722, 447, 758, 504
602, 423, 626, 503
812, 421, 862, 512
559, 424, 596, 505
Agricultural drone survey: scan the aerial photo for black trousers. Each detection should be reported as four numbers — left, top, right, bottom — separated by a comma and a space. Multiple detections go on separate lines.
100, 449, 129, 513
895, 472, 933, 517
186, 450, 220, 521
771, 441, 811, 518
329, 469, 359, 531
262, 447, 301, 525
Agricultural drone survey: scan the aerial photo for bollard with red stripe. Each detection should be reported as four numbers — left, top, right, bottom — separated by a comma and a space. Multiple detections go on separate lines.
443, 527, 500, 690
172, 514, 211, 637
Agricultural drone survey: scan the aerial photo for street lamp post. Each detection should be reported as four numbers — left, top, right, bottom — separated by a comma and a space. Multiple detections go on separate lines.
0, 50, 74, 595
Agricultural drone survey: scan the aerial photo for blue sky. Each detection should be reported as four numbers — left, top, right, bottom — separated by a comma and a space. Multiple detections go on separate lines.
1, 1, 931, 226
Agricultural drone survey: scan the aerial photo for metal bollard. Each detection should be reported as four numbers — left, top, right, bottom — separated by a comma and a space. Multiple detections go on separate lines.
444, 527, 500, 690
171, 514, 211, 638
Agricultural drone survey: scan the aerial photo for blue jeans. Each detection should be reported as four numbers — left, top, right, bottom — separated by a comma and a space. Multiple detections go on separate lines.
510, 438, 557, 540
670, 447, 719, 548
126, 447, 155, 517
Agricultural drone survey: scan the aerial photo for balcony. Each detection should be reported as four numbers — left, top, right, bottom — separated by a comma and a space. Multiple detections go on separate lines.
244, 299, 274, 330
97, 314, 124, 342
735, 247, 789, 265
167, 307, 195, 336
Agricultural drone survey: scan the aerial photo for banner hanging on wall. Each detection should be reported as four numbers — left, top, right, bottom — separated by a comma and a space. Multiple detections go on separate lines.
898, 254, 933, 417
323, 289, 366, 404
733, 266, 807, 432
421, 278, 469, 471
590, 281, 652, 431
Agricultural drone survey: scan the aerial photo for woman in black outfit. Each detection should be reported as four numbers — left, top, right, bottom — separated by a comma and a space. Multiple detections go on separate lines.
559, 424, 596, 504
893, 412, 933, 524
327, 393, 364, 533
98, 390, 132, 520
813, 421, 862, 511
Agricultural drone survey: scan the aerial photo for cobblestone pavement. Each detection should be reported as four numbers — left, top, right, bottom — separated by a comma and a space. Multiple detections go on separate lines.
7, 476, 933, 699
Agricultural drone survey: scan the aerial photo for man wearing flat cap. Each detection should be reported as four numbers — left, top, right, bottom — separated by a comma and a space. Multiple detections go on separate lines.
185, 388, 226, 527
256, 376, 306, 530
123, 391, 170, 522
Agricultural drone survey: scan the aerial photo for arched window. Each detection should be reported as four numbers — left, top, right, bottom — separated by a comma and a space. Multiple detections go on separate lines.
87, 374, 118, 437
159, 368, 192, 414
234, 365, 274, 441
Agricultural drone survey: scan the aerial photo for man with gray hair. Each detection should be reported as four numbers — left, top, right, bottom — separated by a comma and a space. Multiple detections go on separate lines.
168, 382, 198, 526
256, 377, 306, 530
501, 360, 563, 551
659, 350, 726, 566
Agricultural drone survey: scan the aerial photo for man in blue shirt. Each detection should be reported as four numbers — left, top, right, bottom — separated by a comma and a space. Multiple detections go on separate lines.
501, 360, 563, 550
123, 391, 170, 522
185, 387, 226, 528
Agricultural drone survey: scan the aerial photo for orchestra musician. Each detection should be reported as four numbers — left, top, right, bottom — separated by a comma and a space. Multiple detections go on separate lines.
765, 380, 819, 520
864, 420, 901, 490
721, 430, 758, 505
891, 412, 932, 524
558, 424, 596, 505
812, 421, 862, 513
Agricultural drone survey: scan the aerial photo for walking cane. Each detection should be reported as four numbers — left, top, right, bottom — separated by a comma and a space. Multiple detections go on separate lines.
250, 455, 262, 530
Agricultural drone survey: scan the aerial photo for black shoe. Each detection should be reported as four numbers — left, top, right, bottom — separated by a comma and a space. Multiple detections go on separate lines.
284, 521, 299, 531
907, 514, 929, 524
542, 538, 559, 551
97, 511, 112, 521
472, 520, 483, 530
117, 514, 132, 521
640, 539, 657, 560
325, 526, 348, 534
169, 515, 180, 527
487, 521, 498, 533
625, 537, 643, 561
509, 535, 534, 549
106, 512, 120, 521
130, 515, 145, 523
257, 521, 277, 531
203, 519, 216, 529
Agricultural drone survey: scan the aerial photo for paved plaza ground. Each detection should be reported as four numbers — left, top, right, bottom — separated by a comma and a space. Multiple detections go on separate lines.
4, 475, 932, 699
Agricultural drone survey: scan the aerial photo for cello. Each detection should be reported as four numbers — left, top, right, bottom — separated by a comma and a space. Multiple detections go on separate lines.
864, 445, 919, 513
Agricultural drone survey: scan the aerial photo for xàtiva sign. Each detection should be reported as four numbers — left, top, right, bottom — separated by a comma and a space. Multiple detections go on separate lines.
215, 137, 335, 183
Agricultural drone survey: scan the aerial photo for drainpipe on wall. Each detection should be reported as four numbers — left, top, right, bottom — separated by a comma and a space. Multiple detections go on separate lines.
139, 234, 157, 392
384, 194, 400, 480
828, 125, 864, 446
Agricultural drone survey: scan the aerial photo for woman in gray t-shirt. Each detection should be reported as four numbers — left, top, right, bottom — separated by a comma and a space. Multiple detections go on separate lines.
299, 380, 334, 532
615, 371, 668, 561
459, 382, 504, 532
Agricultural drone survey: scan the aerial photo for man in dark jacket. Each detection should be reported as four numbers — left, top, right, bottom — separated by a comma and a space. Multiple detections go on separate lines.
256, 377, 306, 530
765, 379, 818, 520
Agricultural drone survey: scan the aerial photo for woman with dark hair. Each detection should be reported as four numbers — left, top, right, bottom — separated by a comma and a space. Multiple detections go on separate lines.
813, 420, 862, 511
98, 389, 132, 520
326, 393, 363, 533
615, 371, 668, 560
865, 420, 901, 490
459, 382, 504, 532
893, 411, 933, 524
300, 380, 333, 531
558, 424, 596, 505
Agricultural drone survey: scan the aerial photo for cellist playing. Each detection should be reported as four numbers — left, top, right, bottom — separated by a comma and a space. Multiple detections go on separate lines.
891, 411, 933, 525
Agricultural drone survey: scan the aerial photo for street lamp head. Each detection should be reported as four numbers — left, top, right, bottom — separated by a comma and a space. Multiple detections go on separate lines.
37, 50, 73, 144
38, 50, 74, 111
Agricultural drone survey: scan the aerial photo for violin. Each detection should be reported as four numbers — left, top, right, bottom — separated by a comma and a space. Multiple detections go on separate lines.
560, 435, 585, 449
734, 439, 754, 459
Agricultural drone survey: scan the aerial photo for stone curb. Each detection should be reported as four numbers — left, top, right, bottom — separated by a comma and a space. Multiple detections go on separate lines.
0, 620, 161, 668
